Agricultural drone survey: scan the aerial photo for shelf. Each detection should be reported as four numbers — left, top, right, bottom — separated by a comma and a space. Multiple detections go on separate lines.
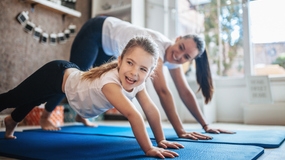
25, 0, 81, 18
96, 4, 131, 15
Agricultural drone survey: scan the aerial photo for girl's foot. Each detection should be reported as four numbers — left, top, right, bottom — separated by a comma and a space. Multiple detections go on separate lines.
75, 114, 97, 127
4, 115, 18, 139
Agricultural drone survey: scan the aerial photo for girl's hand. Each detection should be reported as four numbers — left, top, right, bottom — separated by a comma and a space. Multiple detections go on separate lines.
145, 146, 179, 159
179, 132, 213, 140
158, 140, 184, 149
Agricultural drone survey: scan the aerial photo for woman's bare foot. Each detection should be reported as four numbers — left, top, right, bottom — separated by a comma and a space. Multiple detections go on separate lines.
40, 118, 60, 131
75, 114, 97, 127
4, 115, 18, 139
40, 109, 60, 131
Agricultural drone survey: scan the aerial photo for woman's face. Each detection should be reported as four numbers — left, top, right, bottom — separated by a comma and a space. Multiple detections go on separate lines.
165, 37, 199, 64
118, 47, 154, 92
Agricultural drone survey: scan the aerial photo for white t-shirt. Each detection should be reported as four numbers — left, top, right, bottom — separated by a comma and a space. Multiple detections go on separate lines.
102, 17, 180, 69
64, 68, 145, 118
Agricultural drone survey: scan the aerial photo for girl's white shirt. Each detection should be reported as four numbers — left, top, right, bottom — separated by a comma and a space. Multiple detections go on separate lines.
64, 68, 145, 118
102, 16, 180, 69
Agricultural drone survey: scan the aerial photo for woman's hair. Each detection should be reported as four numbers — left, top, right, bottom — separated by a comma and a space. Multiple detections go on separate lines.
81, 36, 159, 81
183, 35, 213, 104
183, 34, 205, 57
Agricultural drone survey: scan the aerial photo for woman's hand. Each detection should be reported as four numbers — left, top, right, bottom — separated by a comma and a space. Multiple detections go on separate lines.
158, 140, 184, 149
145, 146, 179, 159
178, 132, 213, 140
204, 125, 236, 134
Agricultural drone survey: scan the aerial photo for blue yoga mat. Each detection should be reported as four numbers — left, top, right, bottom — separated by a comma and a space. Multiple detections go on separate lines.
0, 131, 264, 160
25, 125, 285, 148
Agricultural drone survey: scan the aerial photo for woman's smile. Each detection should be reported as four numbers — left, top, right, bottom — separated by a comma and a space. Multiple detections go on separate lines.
172, 52, 180, 61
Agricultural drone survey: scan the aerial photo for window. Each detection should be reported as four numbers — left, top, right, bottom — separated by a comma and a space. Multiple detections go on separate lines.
250, 0, 285, 76
179, 0, 244, 77
178, 0, 285, 77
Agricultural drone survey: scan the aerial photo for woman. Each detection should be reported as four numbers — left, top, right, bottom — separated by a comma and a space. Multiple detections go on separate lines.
55, 16, 234, 139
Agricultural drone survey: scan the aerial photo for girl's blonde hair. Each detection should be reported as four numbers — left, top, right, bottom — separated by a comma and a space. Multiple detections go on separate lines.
81, 36, 159, 81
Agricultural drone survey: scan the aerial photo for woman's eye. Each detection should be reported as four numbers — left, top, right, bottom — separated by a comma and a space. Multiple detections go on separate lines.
141, 68, 147, 72
179, 45, 183, 50
184, 55, 190, 60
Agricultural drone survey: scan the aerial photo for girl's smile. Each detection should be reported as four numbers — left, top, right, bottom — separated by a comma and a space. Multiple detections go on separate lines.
125, 76, 137, 84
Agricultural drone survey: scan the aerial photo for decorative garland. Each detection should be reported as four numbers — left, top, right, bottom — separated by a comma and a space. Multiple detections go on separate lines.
16, 11, 76, 45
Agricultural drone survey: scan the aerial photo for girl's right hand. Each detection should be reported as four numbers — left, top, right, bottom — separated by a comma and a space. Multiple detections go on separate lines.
145, 146, 179, 159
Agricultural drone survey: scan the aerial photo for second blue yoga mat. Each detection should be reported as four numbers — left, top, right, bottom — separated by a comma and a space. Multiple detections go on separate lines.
0, 131, 264, 160
24, 125, 285, 148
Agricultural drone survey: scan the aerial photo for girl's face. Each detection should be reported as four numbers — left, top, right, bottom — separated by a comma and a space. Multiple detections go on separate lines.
165, 37, 199, 64
118, 47, 154, 92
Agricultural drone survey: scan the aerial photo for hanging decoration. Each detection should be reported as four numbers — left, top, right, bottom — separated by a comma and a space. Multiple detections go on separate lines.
16, 11, 76, 45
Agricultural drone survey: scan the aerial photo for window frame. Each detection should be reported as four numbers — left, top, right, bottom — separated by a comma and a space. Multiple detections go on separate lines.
244, 0, 285, 80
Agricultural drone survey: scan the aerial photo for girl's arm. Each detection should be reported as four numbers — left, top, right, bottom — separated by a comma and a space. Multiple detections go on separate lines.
136, 88, 184, 149
102, 83, 179, 158
152, 59, 211, 139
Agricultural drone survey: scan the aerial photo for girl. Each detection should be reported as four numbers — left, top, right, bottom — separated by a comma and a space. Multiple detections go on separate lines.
0, 36, 183, 159
66, 16, 235, 139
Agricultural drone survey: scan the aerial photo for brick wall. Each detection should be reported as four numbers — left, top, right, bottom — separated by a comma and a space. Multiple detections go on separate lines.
0, 0, 91, 93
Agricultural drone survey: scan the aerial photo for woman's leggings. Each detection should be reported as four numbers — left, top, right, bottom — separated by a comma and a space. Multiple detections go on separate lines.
0, 60, 79, 122
70, 15, 114, 71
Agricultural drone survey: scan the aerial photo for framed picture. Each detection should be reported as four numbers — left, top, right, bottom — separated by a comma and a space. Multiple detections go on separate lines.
246, 76, 273, 104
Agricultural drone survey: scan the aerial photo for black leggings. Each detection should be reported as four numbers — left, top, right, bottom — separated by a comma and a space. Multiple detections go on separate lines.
70, 16, 115, 71
0, 60, 79, 122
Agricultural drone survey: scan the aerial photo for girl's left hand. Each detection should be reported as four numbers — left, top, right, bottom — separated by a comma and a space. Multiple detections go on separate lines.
158, 140, 184, 149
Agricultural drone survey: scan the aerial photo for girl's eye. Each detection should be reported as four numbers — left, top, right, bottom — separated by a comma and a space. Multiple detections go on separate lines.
127, 61, 133, 65
179, 45, 183, 51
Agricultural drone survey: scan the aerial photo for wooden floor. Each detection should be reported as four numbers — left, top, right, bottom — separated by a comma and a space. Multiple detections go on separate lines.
0, 120, 285, 160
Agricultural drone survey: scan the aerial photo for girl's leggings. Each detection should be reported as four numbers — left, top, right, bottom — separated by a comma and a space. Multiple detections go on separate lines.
0, 60, 79, 122
43, 16, 113, 116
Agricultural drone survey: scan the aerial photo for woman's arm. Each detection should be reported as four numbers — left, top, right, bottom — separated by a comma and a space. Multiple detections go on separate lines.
169, 66, 208, 128
169, 66, 235, 134
136, 88, 183, 149
102, 83, 179, 158
152, 59, 185, 135
152, 59, 211, 139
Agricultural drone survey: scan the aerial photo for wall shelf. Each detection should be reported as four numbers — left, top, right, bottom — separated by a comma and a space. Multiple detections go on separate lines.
26, 0, 81, 18
91, 0, 145, 27
96, 4, 131, 16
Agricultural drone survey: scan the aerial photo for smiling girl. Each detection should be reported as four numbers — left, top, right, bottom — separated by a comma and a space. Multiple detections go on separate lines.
0, 36, 183, 158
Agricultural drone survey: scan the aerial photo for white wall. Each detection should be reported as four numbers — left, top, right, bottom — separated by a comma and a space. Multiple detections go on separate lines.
146, 0, 177, 40
215, 77, 285, 123
215, 78, 248, 123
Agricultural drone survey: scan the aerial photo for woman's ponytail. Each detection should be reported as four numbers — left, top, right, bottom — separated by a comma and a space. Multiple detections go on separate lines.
195, 49, 214, 104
